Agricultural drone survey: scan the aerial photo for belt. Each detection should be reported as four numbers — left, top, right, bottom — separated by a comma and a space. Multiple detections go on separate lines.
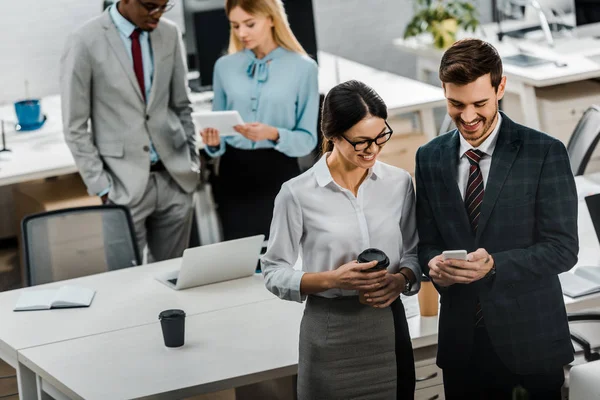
150, 160, 166, 172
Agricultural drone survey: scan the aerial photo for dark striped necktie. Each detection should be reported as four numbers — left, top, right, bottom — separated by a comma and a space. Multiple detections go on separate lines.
464, 149, 485, 234
465, 149, 485, 327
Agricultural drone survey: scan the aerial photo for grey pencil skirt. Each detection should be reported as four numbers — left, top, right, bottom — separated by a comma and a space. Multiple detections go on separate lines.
298, 295, 415, 400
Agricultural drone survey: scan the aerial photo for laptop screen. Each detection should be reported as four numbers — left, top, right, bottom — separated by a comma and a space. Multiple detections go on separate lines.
585, 193, 600, 241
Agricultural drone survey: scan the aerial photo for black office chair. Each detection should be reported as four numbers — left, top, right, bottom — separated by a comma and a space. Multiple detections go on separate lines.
21, 205, 141, 286
568, 311, 600, 363
566, 105, 600, 176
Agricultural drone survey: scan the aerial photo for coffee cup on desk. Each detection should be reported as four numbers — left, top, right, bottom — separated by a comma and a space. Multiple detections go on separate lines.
159, 309, 186, 348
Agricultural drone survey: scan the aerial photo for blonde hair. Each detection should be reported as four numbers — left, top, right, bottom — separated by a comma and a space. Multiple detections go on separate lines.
225, 0, 306, 55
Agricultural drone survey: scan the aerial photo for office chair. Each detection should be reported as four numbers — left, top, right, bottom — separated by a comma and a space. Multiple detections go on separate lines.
566, 105, 600, 176
21, 205, 141, 286
568, 311, 600, 363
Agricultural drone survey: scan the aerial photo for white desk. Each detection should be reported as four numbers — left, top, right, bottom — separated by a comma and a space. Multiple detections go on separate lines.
0, 260, 275, 369
393, 21, 600, 130
17, 298, 439, 400
317, 52, 446, 139
0, 96, 78, 186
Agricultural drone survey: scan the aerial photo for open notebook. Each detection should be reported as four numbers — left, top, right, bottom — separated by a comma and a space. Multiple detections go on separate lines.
14, 285, 96, 311
560, 267, 600, 298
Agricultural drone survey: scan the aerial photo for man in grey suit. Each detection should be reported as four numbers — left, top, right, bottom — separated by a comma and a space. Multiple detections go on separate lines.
61, 0, 198, 262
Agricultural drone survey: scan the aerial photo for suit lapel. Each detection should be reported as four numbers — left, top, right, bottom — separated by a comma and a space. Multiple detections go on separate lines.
147, 27, 164, 110
441, 131, 473, 236
475, 114, 522, 242
101, 12, 145, 103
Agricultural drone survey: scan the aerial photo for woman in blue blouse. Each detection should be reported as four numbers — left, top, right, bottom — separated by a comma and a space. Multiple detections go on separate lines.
200, 0, 319, 241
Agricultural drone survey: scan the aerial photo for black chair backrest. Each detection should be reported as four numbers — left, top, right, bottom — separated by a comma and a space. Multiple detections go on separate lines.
567, 105, 600, 176
22, 205, 141, 286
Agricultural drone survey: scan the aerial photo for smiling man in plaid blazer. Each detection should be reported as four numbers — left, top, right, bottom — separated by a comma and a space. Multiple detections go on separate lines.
416, 38, 578, 399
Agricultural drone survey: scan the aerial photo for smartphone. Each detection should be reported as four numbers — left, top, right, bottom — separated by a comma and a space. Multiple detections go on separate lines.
442, 250, 467, 261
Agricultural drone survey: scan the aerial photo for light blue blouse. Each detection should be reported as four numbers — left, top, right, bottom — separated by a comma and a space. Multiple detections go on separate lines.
205, 47, 319, 158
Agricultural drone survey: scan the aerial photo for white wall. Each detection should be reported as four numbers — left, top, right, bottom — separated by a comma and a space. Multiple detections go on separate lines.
0, 1, 100, 105
0, 0, 185, 106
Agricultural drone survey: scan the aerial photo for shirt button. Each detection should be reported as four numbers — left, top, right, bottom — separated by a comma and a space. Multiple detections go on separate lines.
145, 115, 150, 121
143, 145, 150, 152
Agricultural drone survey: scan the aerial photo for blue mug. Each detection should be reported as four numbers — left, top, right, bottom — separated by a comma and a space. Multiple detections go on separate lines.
14, 99, 43, 129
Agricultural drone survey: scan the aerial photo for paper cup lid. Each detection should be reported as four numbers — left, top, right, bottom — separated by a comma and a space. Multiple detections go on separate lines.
159, 309, 186, 320
357, 248, 390, 268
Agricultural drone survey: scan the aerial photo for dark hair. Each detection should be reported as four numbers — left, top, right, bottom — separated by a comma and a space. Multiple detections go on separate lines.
439, 38, 503, 91
320, 80, 388, 154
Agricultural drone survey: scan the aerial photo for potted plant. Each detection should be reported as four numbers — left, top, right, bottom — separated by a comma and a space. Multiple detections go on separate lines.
403, 0, 480, 49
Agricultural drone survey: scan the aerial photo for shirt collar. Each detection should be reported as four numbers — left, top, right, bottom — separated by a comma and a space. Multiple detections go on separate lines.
314, 153, 384, 188
458, 113, 502, 158
110, 2, 143, 39
244, 47, 286, 83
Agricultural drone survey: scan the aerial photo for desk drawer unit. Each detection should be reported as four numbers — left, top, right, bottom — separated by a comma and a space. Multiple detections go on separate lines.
415, 384, 445, 400
415, 362, 443, 390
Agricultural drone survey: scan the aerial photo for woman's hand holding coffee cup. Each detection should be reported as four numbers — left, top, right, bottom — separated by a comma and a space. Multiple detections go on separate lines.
332, 260, 387, 291
361, 273, 405, 308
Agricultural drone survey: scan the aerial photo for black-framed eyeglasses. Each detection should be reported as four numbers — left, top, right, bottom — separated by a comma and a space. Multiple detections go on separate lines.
341, 121, 393, 151
135, 0, 175, 15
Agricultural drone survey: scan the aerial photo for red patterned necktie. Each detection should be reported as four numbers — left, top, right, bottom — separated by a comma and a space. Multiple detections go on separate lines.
130, 29, 145, 102
464, 149, 485, 327
464, 149, 485, 234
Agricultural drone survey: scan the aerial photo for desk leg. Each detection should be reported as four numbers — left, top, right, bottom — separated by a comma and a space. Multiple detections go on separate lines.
518, 83, 541, 131
419, 108, 438, 140
16, 361, 39, 400
416, 58, 430, 82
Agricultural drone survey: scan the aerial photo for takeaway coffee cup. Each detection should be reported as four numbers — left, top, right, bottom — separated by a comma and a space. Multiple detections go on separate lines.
357, 248, 390, 271
159, 309, 186, 347
418, 275, 439, 317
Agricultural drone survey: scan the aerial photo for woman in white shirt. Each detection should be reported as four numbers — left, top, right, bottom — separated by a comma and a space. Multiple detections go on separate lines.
261, 80, 421, 399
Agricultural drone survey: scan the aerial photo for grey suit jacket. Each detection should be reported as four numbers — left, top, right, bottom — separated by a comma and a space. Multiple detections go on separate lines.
60, 10, 198, 205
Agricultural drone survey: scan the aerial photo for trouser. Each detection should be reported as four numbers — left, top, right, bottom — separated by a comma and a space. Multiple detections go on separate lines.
120, 169, 194, 263
443, 325, 564, 400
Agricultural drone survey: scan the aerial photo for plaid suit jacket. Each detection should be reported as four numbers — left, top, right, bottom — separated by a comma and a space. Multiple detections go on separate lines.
416, 113, 577, 375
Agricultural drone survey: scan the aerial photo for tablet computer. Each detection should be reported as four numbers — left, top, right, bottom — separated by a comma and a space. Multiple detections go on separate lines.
192, 110, 245, 137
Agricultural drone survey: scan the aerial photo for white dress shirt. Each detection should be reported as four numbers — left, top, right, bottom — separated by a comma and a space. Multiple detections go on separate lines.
457, 113, 503, 199
261, 154, 421, 303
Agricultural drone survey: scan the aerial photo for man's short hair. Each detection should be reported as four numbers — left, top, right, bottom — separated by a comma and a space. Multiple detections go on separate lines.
439, 38, 503, 91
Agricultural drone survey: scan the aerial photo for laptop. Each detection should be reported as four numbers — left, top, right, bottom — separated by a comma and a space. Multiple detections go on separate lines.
585, 193, 600, 241
155, 234, 265, 290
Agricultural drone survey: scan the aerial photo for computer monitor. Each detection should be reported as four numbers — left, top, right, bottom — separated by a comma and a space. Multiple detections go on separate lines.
573, 0, 600, 36
192, 0, 318, 90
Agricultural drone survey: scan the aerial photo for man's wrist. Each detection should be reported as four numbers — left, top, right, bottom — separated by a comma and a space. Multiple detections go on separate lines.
484, 255, 496, 280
